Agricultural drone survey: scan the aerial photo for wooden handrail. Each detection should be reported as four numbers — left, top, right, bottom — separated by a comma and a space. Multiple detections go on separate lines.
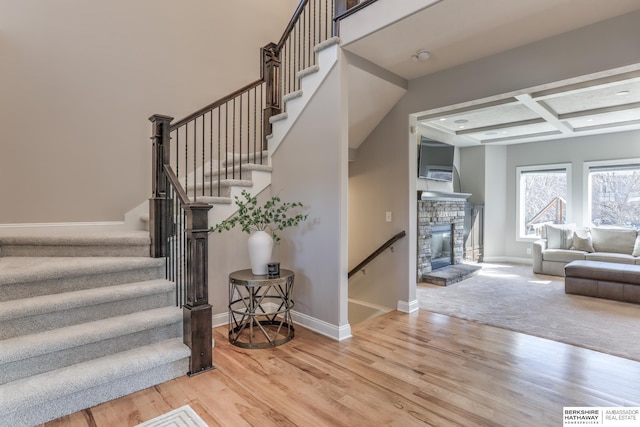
334, 0, 378, 22
170, 78, 265, 131
348, 231, 406, 278
163, 165, 190, 205
276, 0, 309, 49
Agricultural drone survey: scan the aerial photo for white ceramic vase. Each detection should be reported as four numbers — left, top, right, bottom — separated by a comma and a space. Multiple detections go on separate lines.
248, 230, 273, 275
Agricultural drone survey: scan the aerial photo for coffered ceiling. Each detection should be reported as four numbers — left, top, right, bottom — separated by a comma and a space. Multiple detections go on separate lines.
417, 70, 640, 145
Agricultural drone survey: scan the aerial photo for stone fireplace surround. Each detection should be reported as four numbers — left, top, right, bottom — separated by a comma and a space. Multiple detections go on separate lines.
417, 191, 470, 278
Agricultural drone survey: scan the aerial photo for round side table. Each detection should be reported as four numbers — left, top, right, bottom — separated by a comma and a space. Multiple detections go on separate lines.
228, 269, 295, 348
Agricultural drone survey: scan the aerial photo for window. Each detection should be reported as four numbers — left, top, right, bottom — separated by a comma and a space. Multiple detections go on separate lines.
517, 164, 570, 239
586, 160, 640, 230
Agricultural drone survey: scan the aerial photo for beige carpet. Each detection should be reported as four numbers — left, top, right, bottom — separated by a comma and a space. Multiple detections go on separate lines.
417, 263, 640, 362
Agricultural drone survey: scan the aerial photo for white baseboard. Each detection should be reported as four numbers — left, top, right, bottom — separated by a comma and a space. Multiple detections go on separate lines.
0, 221, 126, 235
482, 256, 532, 265
212, 305, 352, 342
397, 299, 419, 313
212, 312, 228, 328
292, 310, 352, 341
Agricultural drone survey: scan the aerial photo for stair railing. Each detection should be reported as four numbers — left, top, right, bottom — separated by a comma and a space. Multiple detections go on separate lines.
149, 115, 213, 376
148, 0, 369, 376
156, 0, 338, 210
348, 231, 406, 278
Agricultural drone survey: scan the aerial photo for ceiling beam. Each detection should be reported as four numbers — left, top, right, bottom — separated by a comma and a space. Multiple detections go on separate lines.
515, 94, 574, 134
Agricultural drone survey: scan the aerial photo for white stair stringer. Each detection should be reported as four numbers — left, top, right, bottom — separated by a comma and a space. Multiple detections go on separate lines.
267, 36, 340, 156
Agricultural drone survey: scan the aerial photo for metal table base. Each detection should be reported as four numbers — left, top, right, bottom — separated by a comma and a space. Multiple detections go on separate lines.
228, 269, 295, 348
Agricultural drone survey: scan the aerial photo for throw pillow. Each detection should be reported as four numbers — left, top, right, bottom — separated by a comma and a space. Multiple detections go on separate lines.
591, 227, 637, 254
545, 224, 575, 249
633, 235, 640, 257
570, 231, 594, 253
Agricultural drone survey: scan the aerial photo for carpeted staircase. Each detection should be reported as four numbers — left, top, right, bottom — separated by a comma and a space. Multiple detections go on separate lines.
0, 231, 189, 426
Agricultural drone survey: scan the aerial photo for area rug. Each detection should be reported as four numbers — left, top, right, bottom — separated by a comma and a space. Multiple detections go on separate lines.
136, 405, 208, 427
417, 263, 640, 362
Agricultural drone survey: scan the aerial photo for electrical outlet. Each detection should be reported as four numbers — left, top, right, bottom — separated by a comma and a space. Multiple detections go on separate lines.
526, 247, 532, 255
385, 211, 392, 222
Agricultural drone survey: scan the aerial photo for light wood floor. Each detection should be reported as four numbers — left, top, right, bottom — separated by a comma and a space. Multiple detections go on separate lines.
44, 310, 640, 426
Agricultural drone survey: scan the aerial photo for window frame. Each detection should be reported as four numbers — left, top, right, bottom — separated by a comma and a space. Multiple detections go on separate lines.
516, 163, 572, 242
583, 158, 640, 228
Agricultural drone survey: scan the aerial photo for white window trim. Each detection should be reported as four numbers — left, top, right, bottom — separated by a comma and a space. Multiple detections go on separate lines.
583, 158, 640, 227
516, 163, 572, 242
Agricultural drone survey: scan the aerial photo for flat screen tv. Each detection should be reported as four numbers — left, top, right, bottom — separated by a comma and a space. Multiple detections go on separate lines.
418, 137, 454, 181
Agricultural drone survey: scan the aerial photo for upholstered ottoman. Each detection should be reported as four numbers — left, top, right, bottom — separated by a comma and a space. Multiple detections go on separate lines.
564, 260, 640, 303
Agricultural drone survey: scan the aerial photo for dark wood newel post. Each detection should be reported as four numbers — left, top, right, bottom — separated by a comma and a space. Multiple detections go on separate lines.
183, 203, 214, 375
261, 42, 281, 150
149, 114, 174, 258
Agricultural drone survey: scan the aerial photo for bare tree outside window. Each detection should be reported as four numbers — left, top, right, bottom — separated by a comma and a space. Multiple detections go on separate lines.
520, 170, 568, 236
590, 168, 640, 229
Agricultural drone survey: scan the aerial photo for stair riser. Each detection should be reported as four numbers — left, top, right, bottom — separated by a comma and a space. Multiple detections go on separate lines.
221, 151, 269, 167
202, 168, 257, 183
0, 358, 189, 427
186, 180, 253, 197
0, 265, 164, 302
0, 291, 174, 339
0, 322, 181, 384
1, 244, 150, 257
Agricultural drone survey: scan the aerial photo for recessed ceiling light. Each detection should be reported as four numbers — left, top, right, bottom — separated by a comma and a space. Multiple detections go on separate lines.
586, 118, 594, 122
501, 131, 508, 134
454, 119, 469, 124
439, 118, 447, 121
616, 90, 630, 96
459, 125, 465, 129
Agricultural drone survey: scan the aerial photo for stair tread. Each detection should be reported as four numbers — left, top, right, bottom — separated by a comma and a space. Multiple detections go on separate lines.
0, 256, 164, 286
296, 64, 319, 80
269, 112, 288, 123
0, 306, 181, 364
193, 196, 232, 205
0, 230, 150, 246
282, 90, 303, 104
0, 279, 173, 322
0, 338, 190, 414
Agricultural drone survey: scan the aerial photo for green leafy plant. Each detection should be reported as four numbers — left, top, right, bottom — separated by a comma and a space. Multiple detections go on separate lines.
210, 190, 308, 243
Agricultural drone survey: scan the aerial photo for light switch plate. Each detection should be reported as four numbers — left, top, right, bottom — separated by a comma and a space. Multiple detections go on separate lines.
385, 211, 392, 222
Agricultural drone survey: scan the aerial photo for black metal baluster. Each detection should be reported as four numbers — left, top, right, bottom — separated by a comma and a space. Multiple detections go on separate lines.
225, 102, 229, 180
185, 125, 189, 199
201, 114, 205, 198
246, 91, 250, 165
209, 111, 213, 196
253, 86, 257, 161
217, 107, 221, 196
232, 98, 236, 179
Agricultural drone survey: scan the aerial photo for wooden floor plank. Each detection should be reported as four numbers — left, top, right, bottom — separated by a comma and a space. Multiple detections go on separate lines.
41, 309, 640, 427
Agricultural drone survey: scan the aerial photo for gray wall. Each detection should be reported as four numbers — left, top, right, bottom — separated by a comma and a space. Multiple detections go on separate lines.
271, 59, 349, 329
350, 10, 640, 303
0, 1, 297, 224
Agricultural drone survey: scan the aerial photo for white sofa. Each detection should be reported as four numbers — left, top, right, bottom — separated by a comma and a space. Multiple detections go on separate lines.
532, 224, 640, 276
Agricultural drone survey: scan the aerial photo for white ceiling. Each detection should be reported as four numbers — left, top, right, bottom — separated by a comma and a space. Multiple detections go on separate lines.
343, 0, 640, 146
343, 0, 640, 81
